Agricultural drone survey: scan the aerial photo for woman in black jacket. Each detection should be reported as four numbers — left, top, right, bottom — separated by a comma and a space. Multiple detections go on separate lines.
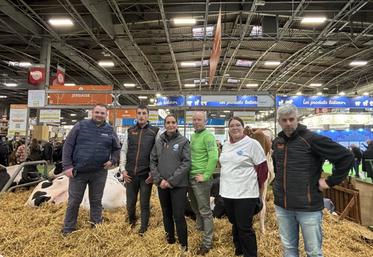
150, 114, 191, 254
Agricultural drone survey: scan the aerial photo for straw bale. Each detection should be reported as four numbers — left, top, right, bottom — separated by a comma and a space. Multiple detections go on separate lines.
0, 188, 372, 257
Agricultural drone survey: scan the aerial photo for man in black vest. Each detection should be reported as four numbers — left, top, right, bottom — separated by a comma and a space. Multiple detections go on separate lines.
120, 104, 159, 235
272, 104, 353, 257
62, 104, 121, 235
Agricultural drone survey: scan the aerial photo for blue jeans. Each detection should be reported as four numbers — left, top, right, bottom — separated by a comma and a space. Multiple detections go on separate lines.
275, 205, 323, 257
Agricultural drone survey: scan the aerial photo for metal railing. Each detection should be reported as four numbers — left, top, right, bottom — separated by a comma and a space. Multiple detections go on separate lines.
0, 160, 48, 193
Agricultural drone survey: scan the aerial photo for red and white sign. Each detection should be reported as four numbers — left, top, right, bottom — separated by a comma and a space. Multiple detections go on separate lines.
28, 64, 46, 86
51, 65, 65, 85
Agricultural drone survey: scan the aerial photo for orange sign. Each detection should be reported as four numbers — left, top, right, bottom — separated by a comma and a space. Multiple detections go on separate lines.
49, 85, 113, 105
108, 109, 136, 123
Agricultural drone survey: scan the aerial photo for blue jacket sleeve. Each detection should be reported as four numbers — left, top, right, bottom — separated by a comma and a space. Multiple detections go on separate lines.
62, 122, 80, 170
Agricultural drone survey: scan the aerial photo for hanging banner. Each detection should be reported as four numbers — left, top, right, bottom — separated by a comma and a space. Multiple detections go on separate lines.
28, 64, 46, 86
49, 85, 113, 105
208, 8, 222, 88
156, 96, 185, 106
39, 109, 61, 123
51, 65, 65, 85
7, 104, 27, 137
108, 109, 137, 126
28, 90, 46, 107
277, 95, 373, 108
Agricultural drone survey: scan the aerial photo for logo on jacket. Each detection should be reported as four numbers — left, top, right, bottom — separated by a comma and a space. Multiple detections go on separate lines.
277, 143, 284, 149
173, 144, 179, 151
237, 150, 244, 156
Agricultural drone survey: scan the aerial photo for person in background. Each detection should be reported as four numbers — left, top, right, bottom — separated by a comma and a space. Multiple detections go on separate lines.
272, 104, 354, 257
189, 111, 219, 255
15, 139, 26, 164
219, 117, 268, 257
28, 138, 42, 161
61, 104, 121, 235
362, 140, 373, 181
120, 104, 160, 235
0, 136, 9, 166
42, 140, 54, 163
350, 144, 362, 178
150, 114, 191, 255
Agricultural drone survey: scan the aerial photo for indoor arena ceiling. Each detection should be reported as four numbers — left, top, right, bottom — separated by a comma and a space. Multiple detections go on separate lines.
0, 0, 373, 105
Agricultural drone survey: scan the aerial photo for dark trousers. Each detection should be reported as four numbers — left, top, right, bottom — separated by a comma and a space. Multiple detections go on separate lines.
158, 186, 188, 247
126, 175, 152, 230
63, 169, 107, 233
223, 197, 258, 257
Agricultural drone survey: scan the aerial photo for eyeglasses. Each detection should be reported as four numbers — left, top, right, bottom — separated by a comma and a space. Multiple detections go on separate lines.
94, 111, 106, 115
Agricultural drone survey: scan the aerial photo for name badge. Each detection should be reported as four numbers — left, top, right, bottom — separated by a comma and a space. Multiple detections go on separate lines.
101, 133, 109, 137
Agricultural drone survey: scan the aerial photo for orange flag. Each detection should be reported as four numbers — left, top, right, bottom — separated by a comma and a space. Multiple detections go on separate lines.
209, 8, 222, 88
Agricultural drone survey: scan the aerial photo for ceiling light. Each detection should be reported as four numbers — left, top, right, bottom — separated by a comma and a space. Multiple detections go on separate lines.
246, 83, 258, 88
71, 120, 77, 122
301, 17, 327, 24
61, 122, 67, 124
264, 61, 281, 66
180, 60, 208, 67
0, 95, 7, 98
223, 110, 230, 113
70, 113, 77, 116
48, 18, 74, 26
150, 98, 155, 103
235, 59, 254, 67
123, 83, 136, 88
339, 91, 345, 96
194, 78, 207, 84
173, 18, 196, 25
227, 78, 240, 83
323, 41, 337, 46
192, 25, 214, 38
219, 114, 226, 118
317, 92, 323, 96
4, 83, 17, 87
19, 62, 32, 67
363, 92, 369, 96
184, 84, 196, 88
296, 91, 302, 95
64, 83, 76, 86
349, 61, 367, 66
250, 25, 263, 37
138, 96, 148, 100
156, 93, 162, 97
98, 61, 115, 67
310, 83, 322, 87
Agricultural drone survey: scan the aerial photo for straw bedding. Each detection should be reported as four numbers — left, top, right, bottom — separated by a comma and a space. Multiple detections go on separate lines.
0, 188, 372, 257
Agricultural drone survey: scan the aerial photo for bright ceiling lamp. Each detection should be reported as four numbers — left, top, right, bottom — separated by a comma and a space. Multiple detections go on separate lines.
301, 17, 327, 24
138, 96, 148, 100
48, 18, 74, 26
296, 91, 302, 95
19, 62, 32, 67
123, 83, 136, 88
173, 18, 196, 25
4, 83, 17, 87
309, 83, 322, 87
246, 83, 258, 88
98, 61, 115, 67
180, 60, 208, 67
64, 83, 76, 86
317, 92, 323, 96
184, 84, 196, 88
156, 92, 162, 97
349, 61, 368, 66
339, 91, 345, 96
264, 61, 281, 66
0, 95, 7, 98
363, 92, 369, 96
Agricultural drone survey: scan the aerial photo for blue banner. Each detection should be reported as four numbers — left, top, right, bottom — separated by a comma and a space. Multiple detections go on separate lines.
277, 96, 373, 108
186, 96, 201, 106
122, 118, 137, 126
156, 96, 185, 106
203, 96, 258, 107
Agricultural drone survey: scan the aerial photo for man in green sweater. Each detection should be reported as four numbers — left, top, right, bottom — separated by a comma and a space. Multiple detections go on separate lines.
189, 111, 219, 255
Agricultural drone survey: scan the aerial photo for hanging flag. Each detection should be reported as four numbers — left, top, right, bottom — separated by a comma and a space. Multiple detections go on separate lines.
208, 8, 222, 88
51, 65, 65, 85
28, 64, 46, 86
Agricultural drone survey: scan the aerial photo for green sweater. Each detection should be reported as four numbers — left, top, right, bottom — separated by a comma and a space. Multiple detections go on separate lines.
190, 129, 219, 181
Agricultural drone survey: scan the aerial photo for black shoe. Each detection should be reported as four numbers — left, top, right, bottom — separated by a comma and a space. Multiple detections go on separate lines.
196, 245, 210, 255
166, 236, 176, 244
138, 227, 147, 236
61, 229, 73, 237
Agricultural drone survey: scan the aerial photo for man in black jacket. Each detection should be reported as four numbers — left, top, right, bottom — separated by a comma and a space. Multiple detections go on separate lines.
272, 104, 353, 257
362, 141, 373, 181
120, 104, 160, 235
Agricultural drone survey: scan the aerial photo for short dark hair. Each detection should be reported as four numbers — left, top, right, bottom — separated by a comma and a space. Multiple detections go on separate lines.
93, 103, 108, 110
137, 104, 149, 114
228, 116, 245, 128
164, 114, 177, 124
